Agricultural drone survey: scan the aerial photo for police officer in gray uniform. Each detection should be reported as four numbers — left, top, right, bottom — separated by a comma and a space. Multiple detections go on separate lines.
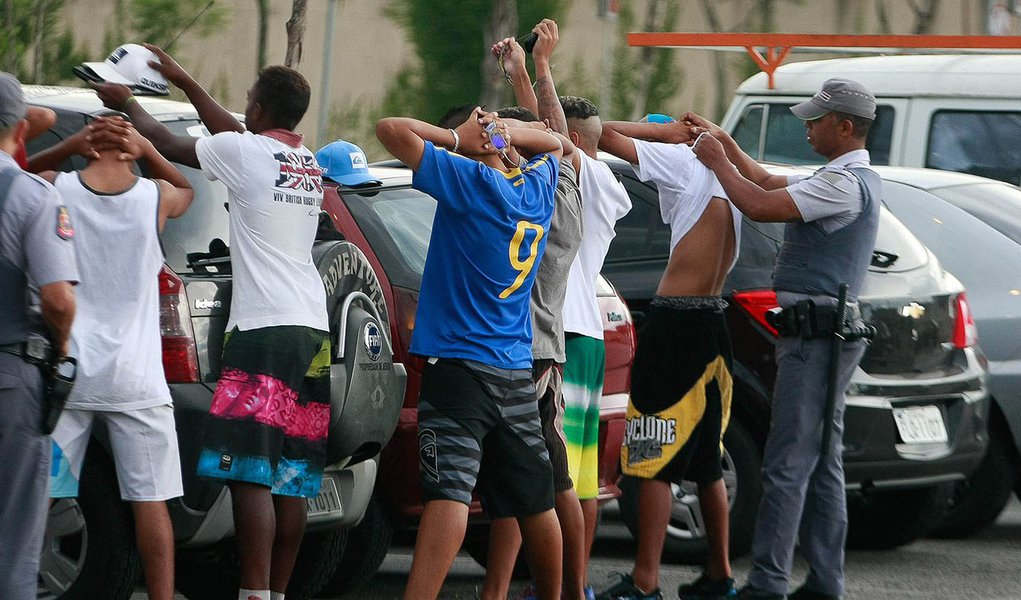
0, 72, 78, 600
688, 79, 880, 600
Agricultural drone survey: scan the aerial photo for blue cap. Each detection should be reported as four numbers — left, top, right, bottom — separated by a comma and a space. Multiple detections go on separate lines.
643, 113, 676, 124
315, 139, 381, 187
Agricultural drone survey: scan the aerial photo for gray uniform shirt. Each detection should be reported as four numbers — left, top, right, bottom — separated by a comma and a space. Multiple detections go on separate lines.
530, 159, 583, 363
0, 152, 79, 345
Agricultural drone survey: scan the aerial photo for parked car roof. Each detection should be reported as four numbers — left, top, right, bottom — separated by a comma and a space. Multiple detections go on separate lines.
736, 54, 1021, 98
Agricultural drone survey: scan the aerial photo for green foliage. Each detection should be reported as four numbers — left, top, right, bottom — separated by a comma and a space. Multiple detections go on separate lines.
1, 0, 89, 83
383, 0, 565, 124
608, 1, 680, 121
129, 0, 228, 49
324, 95, 390, 162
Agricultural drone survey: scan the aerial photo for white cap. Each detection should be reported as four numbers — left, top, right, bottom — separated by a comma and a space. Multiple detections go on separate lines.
79, 44, 169, 96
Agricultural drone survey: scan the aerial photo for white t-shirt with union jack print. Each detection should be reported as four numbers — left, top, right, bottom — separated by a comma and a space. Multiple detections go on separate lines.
196, 129, 328, 332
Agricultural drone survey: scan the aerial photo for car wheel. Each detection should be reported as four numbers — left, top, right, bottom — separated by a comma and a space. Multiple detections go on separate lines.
617, 419, 761, 564
846, 483, 952, 550
176, 528, 348, 600
286, 528, 349, 600
462, 523, 532, 580
38, 449, 141, 600
932, 422, 1017, 539
317, 499, 394, 595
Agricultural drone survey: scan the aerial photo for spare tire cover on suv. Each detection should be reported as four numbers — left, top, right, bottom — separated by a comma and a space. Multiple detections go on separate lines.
313, 240, 405, 466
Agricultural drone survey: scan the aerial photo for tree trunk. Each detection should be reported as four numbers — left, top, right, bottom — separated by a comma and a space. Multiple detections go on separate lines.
32, 0, 47, 83
256, 0, 269, 72
628, 0, 663, 122
479, 0, 518, 112
876, 0, 892, 34
700, 0, 730, 121
285, 0, 308, 69
908, 0, 940, 34
5, 0, 16, 73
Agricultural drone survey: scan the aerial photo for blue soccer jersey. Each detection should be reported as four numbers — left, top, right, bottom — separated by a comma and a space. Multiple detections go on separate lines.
411, 142, 558, 369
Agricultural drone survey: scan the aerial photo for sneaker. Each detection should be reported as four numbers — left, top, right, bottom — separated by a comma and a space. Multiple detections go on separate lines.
736, 584, 785, 600
678, 573, 738, 599
594, 573, 663, 600
788, 587, 840, 600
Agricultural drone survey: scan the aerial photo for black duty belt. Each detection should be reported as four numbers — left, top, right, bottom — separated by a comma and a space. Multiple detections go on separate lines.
766, 300, 876, 340
0, 338, 54, 365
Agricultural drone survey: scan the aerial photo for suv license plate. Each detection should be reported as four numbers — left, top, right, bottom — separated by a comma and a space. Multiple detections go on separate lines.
306, 476, 343, 516
893, 405, 948, 444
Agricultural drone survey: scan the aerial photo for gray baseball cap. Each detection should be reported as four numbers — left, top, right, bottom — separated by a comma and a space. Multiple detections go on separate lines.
790, 78, 876, 121
0, 72, 27, 128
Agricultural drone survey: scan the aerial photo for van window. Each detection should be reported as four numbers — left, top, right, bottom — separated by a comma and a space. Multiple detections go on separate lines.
731, 103, 893, 166
926, 111, 1021, 185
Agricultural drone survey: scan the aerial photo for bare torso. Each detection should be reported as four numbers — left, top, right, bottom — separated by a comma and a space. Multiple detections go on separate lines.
654, 196, 736, 297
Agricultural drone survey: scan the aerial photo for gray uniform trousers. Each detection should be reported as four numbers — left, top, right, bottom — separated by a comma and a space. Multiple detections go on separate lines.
0, 353, 51, 600
747, 334, 866, 597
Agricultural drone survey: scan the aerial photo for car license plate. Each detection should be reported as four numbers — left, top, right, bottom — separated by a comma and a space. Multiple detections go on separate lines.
306, 476, 342, 516
893, 405, 948, 444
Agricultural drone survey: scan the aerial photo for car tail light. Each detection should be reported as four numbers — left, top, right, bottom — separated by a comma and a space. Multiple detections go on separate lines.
391, 286, 425, 374
952, 292, 978, 349
732, 289, 780, 337
158, 265, 200, 383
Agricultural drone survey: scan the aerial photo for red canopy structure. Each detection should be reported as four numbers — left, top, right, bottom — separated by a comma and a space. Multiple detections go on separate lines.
627, 33, 1021, 88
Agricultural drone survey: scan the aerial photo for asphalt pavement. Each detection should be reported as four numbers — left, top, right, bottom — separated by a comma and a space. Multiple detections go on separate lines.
139, 496, 1021, 599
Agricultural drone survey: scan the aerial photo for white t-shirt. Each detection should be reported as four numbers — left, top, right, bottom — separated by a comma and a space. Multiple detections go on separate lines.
562, 152, 632, 339
54, 174, 171, 410
632, 139, 742, 270
196, 131, 328, 332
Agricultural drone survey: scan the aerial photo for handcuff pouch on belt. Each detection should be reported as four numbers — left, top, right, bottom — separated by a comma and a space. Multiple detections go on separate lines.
0, 337, 76, 434
765, 300, 833, 338
766, 300, 876, 341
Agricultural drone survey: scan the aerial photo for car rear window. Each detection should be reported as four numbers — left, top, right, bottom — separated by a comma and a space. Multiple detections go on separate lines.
151, 120, 231, 273
871, 205, 930, 273
341, 186, 436, 288
731, 102, 894, 166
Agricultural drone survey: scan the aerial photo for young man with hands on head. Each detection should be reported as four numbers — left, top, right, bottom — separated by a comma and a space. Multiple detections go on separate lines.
37, 115, 193, 600
596, 115, 742, 600
482, 18, 588, 600
376, 109, 566, 600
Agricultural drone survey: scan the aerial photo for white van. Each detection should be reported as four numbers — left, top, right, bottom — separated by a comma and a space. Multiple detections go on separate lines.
719, 54, 1021, 185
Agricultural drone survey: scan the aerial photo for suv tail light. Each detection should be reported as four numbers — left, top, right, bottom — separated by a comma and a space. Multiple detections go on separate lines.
159, 265, 200, 383
732, 289, 780, 337
952, 292, 978, 349
391, 286, 425, 375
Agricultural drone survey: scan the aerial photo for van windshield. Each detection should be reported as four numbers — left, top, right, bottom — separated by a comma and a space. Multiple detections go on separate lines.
926, 111, 1021, 185
731, 103, 893, 166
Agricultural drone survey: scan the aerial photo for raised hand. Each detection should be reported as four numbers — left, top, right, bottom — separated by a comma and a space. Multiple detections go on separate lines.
143, 43, 192, 88
531, 18, 559, 65
492, 37, 527, 81
91, 81, 135, 112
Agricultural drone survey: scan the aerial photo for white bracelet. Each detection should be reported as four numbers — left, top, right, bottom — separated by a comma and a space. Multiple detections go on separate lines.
449, 128, 460, 153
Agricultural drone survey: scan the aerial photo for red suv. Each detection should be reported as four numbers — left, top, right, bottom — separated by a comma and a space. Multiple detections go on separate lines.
316, 166, 635, 590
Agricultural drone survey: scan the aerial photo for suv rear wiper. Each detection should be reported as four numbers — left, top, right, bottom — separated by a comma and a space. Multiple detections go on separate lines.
187, 238, 231, 273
